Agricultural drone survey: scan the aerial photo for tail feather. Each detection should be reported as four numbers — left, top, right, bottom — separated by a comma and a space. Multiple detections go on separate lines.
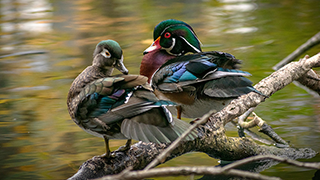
121, 117, 197, 144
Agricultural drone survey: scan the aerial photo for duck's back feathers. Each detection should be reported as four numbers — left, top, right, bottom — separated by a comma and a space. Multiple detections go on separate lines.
203, 76, 255, 98
152, 51, 253, 95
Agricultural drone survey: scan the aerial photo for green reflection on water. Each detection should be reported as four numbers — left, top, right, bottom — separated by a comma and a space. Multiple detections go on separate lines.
0, 0, 320, 179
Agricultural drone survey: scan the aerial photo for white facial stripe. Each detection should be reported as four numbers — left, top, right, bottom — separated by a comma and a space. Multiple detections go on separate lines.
180, 36, 201, 53
163, 38, 176, 54
120, 55, 124, 63
100, 48, 111, 58
160, 23, 187, 36
160, 24, 201, 45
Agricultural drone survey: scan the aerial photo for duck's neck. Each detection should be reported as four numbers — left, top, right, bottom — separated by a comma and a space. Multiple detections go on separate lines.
100, 66, 114, 77
140, 50, 175, 83
68, 65, 113, 98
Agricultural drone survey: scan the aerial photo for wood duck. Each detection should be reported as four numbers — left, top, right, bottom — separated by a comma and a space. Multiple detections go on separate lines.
67, 40, 197, 158
140, 19, 263, 119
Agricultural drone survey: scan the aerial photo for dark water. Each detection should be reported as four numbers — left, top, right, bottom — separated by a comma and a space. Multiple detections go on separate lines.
0, 0, 320, 179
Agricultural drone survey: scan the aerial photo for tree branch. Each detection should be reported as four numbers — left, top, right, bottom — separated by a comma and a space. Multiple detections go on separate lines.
273, 31, 320, 70
96, 154, 320, 180
97, 164, 280, 180
68, 53, 320, 180
144, 109, 216, 170
296, 68, 320, 95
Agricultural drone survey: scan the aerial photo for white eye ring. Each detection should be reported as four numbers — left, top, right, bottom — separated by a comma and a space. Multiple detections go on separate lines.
101, 48, 111, 58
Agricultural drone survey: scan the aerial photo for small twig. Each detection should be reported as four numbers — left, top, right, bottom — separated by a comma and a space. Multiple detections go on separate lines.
143, 109, 217, 170
98, 166, 280, 180
231, 121, 273, 145
237, 110, 288, 146
222, 154, 320, 171
256, 116, 288, 146
273, 31, 320, 70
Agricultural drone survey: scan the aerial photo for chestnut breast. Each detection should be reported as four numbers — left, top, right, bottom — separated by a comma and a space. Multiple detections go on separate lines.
140, 50, 175, 83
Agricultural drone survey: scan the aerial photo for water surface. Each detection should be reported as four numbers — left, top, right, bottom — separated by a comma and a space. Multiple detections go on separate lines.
0, 0, 320, 179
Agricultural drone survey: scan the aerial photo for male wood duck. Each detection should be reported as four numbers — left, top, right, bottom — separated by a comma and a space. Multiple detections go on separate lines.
67, 40, 197, 158
140, 19, 263, 119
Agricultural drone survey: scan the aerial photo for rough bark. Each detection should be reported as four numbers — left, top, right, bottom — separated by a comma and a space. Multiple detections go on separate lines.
297, 69, 320, 95
68, 53, 320, 180
97, 155, 320, 180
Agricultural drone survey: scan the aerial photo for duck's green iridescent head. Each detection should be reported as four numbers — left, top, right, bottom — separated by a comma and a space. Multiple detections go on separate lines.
94, 40, 122, 59
144, 19, 202, 56
93, 40, 128, 75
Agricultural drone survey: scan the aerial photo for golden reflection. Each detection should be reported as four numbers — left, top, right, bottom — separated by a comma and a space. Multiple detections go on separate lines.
20, 165, 35, 172
0, 0, 319, 179
13, 125, 28, 134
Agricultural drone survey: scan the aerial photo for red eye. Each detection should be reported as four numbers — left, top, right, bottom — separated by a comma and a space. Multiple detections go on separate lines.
164, 32, 171, 38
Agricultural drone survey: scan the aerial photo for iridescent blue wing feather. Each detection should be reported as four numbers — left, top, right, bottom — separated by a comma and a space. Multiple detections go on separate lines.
153, 52, 254, 94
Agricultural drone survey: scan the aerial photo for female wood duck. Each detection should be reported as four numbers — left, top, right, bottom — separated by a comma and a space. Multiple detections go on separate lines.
140, 19, 263, 119
67, 40, 197, 158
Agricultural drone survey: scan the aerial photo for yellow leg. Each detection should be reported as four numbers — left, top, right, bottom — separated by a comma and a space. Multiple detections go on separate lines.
118, 139, 132, 152
125, 139, 132, 149
103, 136, 111, 158
176, 105, 182, 119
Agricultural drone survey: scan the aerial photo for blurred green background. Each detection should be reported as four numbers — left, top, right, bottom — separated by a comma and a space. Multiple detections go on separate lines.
0, 0, 320, 179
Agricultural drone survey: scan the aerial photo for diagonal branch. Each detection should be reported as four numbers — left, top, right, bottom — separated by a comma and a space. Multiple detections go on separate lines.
68, 53, 320, 180
273, 32, 320, 70
144, 109, 216, 170
217, 53, 320, 126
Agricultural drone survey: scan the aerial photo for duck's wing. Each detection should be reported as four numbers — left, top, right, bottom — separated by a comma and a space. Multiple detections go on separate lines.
100, 85, 198, 143
75, 75, 148, 123
152, 53, 253, 96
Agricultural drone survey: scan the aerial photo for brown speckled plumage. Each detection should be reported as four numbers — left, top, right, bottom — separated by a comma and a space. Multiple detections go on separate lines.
67, 40, 197, 158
